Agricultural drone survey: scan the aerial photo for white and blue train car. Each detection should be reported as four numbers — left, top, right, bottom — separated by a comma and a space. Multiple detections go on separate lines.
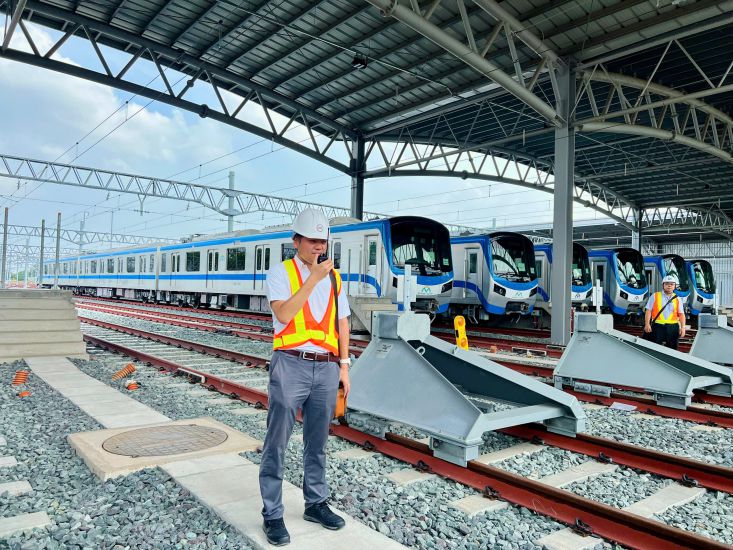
533, 242, 593, 315
588, 247, 649, 316
448, 232, 538, 321
44, 215, 454, 314
686, 259, 716, 315
643, 254, 691, 307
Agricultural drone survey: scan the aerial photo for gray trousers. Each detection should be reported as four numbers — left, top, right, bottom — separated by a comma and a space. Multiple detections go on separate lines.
259, 350, 340, 520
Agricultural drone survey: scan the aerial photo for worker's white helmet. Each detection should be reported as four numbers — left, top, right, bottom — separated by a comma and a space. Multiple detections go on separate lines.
292, 208, 329, 240
662, 275, 677, 284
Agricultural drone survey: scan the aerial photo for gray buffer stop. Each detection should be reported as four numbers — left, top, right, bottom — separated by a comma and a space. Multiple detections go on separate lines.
347, 311, 586, 466
690, 314, 733, 366
554, 313, 732, 409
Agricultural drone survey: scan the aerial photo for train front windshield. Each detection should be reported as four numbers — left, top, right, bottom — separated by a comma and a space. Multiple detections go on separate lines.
490, 234, 536, 283
690, 260, 716, 293
615, 249, 646, 289
572, 244, 591, 287
390, 218, 452, 276
663, 255, 689, 292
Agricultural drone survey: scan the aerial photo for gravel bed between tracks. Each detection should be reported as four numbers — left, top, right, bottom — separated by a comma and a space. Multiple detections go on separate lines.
0, 359, 253, 550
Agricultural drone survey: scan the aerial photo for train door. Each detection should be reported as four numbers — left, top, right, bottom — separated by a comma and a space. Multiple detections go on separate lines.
465, 247, 481, 296
645, 266, 657, 295
363, 235, 379, 295
254, 245, 269, 290
206, 250, 219, 289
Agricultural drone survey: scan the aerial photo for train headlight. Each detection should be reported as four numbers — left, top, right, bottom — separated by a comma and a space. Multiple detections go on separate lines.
441, 281, 453, 293
620, 291, 629, 300
529, 287, 537, 296
697, 296, 704, 303
493, 284, 506, 296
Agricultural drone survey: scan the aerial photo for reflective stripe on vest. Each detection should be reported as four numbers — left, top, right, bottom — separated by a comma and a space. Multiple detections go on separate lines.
272, 259, 342, 354
651, 291, 679, 325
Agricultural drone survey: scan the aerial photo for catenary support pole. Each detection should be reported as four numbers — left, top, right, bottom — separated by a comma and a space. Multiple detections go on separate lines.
351, 137, 365, 220
54, 212, 61, 289
228, 171, 235, 232
550, 62, 576, 346
39, 218, 45, 285
1, 207, 8, 289
24, 238, 29, 288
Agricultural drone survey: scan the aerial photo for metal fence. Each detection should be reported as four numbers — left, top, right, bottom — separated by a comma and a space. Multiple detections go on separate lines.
660, 242, 733, 307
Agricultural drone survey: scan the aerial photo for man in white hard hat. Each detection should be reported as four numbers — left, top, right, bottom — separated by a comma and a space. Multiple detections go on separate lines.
644, 275, 686, 349
259, 207, 351, 546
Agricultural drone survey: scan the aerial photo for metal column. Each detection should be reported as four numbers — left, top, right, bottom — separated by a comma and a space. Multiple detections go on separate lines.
24, 238, 29, 288
550, 62, 576, 346
228, 171, 235, 232
350, 137, 365, 220
54, 212, 61, 289
631, 209, 642, 251
39, 218, 45, 285
1, 207, 8, 289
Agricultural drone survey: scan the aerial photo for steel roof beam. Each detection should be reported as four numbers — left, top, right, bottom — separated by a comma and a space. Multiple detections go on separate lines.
363, 0, 562, 126
194, 0, 274, 56
1, 224, 176, 246
20, 0, 354, 139
1, 0, 27, 51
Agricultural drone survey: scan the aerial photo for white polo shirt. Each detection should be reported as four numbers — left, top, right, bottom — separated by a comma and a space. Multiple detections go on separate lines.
266, 255, 351, 353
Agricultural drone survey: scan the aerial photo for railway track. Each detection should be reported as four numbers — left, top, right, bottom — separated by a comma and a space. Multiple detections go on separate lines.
79, 320, 733, 549
76, 304, 732, 428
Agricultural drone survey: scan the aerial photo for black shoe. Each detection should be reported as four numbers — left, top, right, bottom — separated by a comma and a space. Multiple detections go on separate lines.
303, 501, 346, 530
263, 518, 290, 546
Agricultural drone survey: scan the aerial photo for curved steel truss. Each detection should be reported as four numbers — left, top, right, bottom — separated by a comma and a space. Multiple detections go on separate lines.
3, 223, 175, 247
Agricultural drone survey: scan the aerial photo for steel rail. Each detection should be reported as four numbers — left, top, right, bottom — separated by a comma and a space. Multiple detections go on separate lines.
81, 331, 731, 550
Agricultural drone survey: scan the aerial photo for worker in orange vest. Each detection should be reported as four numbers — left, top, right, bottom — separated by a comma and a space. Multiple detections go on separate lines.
259, 208, 351, 546
643, 275, 686, 350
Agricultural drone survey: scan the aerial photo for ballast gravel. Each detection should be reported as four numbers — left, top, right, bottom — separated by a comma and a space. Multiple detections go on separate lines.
0, 359, 253, 550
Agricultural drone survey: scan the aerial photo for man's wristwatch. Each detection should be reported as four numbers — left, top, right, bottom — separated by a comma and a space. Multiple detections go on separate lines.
339, 358, 351, 366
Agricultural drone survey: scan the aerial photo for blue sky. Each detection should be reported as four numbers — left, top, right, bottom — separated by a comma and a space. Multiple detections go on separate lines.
0, 20, 606, 254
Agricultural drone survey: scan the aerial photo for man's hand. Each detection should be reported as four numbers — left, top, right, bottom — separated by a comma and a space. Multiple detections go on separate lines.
339, 366, 350, 398
644, 323, 652, 334
309, 258, 333, 283
679, 326, 686, 338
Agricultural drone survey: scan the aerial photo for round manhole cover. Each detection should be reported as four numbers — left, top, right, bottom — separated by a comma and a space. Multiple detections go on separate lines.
102, 424, 229, 457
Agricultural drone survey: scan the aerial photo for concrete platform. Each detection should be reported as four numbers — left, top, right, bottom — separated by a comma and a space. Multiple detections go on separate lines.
163, 454, 406, 550
0, 289, 87, 362
69, 417, 261, 481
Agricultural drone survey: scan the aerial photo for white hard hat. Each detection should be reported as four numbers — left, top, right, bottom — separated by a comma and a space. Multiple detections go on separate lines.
292, 208, 329, 239
662, 275, 677, 284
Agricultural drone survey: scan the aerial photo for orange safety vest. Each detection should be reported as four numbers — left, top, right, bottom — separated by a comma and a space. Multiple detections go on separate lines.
650, 291, 679, 325
272, 259, 342, 354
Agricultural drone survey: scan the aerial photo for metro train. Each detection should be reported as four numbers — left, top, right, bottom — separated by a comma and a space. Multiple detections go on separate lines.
448, 232, 538, 321
588, 247, 649, 315
44, 216, 454, 314
533, 242, 593, 315
687, 259, 716, 315
643, 254, 691, 306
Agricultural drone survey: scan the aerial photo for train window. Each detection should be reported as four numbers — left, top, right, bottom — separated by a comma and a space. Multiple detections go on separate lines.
91, 261, 97, 274
139, 257, 144, 273
368, 241, 377, 266
161, 254, 167, 273
186, 252, 200, 272
62, 263, 68, 274
256, 248, 262, 270
468, 253, 478, 275
333, 242, 341, 269
107, 259, 114, 273
281, 244, 296, 261
149, 254, 155, 273
127, 257, 135, 273
208, 253, 213, 271
226, 247, 247, 270
535, 260, 542, 278
214, 252, 219, 271
264, 248, 271, 270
